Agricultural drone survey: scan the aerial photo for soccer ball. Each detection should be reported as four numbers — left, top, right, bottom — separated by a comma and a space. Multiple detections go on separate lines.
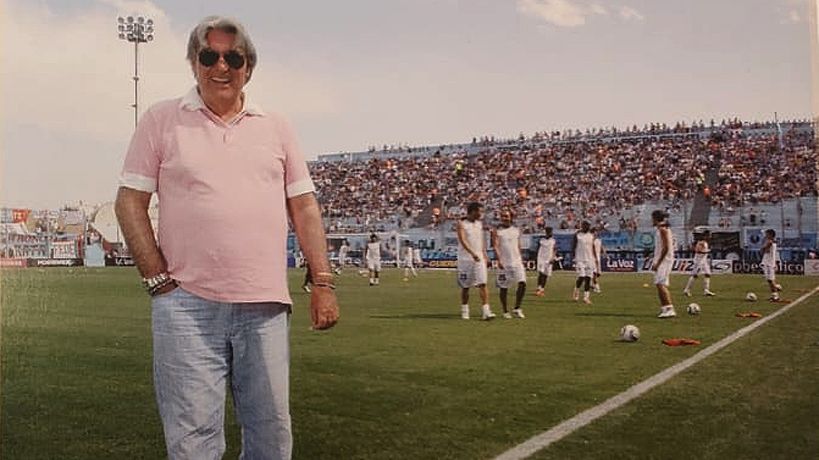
620, 324, 640, 342
687, 303, 701, 315
745, 292, 758, 302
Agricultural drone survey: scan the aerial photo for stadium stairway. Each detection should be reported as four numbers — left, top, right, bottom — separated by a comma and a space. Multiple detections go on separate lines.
689, 167, 719, 227
414, 195, 446, 228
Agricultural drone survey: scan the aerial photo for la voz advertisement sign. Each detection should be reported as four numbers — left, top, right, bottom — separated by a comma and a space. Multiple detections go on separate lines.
602, 257, 637, 272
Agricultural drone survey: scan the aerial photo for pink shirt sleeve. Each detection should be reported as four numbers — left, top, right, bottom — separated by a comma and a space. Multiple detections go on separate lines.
279, 117, 315, 198
118, 109, 162, 193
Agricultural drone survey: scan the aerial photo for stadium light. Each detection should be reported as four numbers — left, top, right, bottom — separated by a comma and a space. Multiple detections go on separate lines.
116, 15, 155, 130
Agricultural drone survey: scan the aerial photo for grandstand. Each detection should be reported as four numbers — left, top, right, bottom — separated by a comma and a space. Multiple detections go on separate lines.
310, 118, 816, 260
1, 118, 815, 268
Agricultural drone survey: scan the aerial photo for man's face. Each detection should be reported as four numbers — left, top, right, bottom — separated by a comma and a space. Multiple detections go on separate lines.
501, 211, 512, 226
469, 207, 484, 221
194, 29, 249, 106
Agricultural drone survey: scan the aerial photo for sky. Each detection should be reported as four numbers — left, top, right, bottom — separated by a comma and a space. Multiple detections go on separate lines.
0, 0, 816, 209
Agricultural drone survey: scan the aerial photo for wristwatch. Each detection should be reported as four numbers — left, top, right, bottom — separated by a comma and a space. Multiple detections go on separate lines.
142, 272, 172, 293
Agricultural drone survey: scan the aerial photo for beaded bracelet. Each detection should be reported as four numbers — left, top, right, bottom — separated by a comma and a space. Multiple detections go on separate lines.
149, 277, 176, 296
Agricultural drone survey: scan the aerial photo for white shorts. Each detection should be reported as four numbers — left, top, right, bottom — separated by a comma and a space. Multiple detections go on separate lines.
575, 262, 595, 278
457, 259, 488, 288
496, 263, 526, 289
761, 264, 776, 281
690, 258, 711, 276
367, 259, 381, 272
402, 259, 414, 269
537, 259, 553, 276
654, 261, 673, 286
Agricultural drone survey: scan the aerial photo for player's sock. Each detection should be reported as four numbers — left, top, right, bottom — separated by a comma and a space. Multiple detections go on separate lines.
516, 283, 526, 307
481, 304, 495, 320
684, 277, 694, 293
704, 277, 711, 291
658, 304, 676, 318
461, 304, 470, 319
537, 273, 547, 289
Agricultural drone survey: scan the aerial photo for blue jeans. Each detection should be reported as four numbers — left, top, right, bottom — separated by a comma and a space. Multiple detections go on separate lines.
151, 287, 291, 459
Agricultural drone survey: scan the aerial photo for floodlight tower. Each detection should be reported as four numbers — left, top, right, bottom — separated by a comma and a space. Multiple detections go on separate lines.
116, 15, 155, 129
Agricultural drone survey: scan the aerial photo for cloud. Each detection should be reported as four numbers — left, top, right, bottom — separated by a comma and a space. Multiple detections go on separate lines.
516, 0, 594, 28
589, 3, 608, 16
618, 6, 646, 22
517, 0, 643, 27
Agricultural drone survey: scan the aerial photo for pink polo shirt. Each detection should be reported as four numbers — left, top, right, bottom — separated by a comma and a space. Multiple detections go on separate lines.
119, 87, 314, 304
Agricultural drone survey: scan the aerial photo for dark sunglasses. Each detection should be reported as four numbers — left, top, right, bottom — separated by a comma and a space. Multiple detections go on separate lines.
198, 49, 246, 69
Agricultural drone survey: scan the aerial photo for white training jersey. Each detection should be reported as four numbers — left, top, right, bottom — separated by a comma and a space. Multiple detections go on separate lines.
458, 219, 485, 262
653, 227, 674, 264
339, 245, 349, 258
537, 237, 556, 263
413, 248, 422, 262
495, 226, 523, 266
403, 246, 413, 263
761, 241, 778, 266
693, 240, 709, 263
366, 242, 381, 261
574, 232, 595, 264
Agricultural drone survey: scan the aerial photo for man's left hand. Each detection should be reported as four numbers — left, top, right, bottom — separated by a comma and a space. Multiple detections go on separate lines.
310, 287, 339, 330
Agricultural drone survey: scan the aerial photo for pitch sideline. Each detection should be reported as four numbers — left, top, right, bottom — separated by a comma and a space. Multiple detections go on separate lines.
493, 285, 819, 460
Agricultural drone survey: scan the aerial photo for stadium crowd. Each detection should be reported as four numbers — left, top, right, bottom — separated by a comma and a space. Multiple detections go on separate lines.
311, 121, 816, 233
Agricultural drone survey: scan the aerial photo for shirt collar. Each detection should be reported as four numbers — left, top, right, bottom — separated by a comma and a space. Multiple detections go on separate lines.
179, 86, 266, 117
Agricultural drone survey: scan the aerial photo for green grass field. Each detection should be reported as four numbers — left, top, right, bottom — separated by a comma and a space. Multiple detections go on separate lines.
2, 267, 818, 459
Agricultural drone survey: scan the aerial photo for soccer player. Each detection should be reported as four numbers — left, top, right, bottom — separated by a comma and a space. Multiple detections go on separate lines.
335, 239, 349, 274
402, 240, 418, 280
413, 244, 423, 271
592, 227, 604, 293
535, 226, 557, 296
366, 233, 381, 286
683, 230, 716, 297
572, 221, 595, 304
652, 210, 676, 318
457, 202, 496, 320
761, 229, 783, 301
491, 210, 526, 319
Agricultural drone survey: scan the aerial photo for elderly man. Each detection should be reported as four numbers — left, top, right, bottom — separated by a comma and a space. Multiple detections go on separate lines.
115, 16, 338, 460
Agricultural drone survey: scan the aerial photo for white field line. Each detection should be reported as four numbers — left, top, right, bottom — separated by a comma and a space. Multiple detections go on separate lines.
493, 285, 819, 460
